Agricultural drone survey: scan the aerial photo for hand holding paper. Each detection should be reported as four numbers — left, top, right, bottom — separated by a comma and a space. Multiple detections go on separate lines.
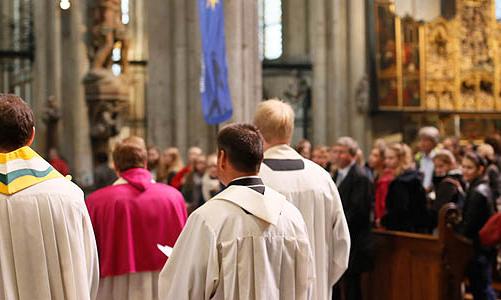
157, 244, 173, 257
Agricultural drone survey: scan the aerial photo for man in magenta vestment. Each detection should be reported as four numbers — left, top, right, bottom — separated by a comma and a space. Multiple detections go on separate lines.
86, 136, 187, 300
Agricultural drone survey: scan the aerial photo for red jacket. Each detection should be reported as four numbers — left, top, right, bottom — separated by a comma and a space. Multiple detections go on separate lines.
170, 165, 192, 190
479, 212, 501, 247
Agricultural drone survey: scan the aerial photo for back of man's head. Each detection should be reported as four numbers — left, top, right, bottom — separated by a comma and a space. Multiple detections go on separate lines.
0, 94, 35, 152
254, 99, 294, 145
217, 123, 263, 173
113, 136, 147, 173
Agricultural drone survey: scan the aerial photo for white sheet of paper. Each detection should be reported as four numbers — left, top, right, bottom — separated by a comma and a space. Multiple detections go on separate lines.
157, 244, 173, 257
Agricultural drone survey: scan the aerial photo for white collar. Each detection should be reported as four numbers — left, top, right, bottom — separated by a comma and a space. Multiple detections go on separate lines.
211, 185, 285, 225
112, 177, 156, 185
338, 161, 355, 176
230, 175, 261, 182
264, 144, 303, 160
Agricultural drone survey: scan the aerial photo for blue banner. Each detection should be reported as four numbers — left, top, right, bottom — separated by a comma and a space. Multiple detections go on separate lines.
198, 0, 233, 125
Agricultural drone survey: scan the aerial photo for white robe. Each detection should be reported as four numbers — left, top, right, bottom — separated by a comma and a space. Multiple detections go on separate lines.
158, 183, 315, 300
0, 178, 99, 300
259, 145, 351, 300
97, 272, 159, 300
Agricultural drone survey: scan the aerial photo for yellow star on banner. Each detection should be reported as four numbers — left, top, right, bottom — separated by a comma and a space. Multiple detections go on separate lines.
207, 0, 218, 10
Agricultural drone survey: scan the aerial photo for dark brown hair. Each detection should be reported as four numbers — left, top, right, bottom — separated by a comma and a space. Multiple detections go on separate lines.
217, 123, 263, 173
485, 134, 501, 155
0, 94, 35, 151
113, 136, 147, 172
464, 151, 487, 170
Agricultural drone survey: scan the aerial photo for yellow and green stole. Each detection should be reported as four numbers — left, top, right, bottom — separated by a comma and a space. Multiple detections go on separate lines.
0, 147, 64, 195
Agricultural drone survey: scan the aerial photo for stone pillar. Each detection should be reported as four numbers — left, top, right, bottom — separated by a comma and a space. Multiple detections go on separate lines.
282, 0, 309, 63
309, 0, 370, 151
60, 1, 94, 187
147, 0, 261, 156
33, 0, 63, 155
347, 0, 371, 152
224, 0, 262, 123
328, 0, 350, 142
127, 0, 147, 137
309, 0, 328, 144
172, 0, 189, 154
146, 0, 175, 150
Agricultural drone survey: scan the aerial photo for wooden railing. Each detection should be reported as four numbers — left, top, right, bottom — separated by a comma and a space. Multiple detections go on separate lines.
364, 204, 473, 300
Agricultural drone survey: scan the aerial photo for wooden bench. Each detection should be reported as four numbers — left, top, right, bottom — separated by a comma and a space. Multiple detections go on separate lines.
364, 204, 473, 300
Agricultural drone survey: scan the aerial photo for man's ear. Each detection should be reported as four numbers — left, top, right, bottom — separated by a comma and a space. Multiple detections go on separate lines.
217, 149, 226, 169
26, 127, 35, 147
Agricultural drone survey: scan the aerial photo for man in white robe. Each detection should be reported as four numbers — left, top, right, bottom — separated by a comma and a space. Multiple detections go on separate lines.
159, 123, 315, 300
0, 94, 99, 300
254, 99, 351, 300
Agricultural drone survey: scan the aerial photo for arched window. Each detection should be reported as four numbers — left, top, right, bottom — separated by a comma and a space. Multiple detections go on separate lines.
497, 0, 501, 21
258, 0, 283, 60
121, 0, 130, 25
112, 0, 129, 76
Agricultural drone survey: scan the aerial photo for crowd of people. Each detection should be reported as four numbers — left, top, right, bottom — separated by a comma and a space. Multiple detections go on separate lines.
295, 127, 501, 300
1, 92, 501, 300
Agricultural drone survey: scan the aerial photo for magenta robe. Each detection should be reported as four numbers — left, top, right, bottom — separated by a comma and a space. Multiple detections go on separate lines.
86, 168, 187, 278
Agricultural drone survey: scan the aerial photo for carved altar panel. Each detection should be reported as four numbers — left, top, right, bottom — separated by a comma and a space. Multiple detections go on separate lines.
372, 0, 501, 113
401, 17, 422, 107
457, 0, 496, 111
424, 18, 457, 111
375, 1, 398, 107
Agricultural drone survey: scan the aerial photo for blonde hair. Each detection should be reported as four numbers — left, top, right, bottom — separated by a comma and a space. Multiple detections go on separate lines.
157, 147, 184, 182
254, 99, 295, 144
386, 142, 413, 176
433, 149, 456, 167
477, 143, 495, 162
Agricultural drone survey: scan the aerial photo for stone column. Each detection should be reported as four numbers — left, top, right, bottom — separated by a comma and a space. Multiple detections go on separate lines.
347, 0, 371, 151
60, 0, 94, 187
127, 0, 147, 137
309, 0, 328, 144
327, 0, 350, 142
224, 0, 262, 123
145, 0, 175, 150
282, 0, 309, 63
33, 0, 63, 154
309, 0, 370, 151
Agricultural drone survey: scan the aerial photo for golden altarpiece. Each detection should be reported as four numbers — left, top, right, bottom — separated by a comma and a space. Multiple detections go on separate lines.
372, 0, 501, 139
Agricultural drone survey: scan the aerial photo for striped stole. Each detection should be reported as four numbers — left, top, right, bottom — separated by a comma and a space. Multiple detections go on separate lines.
0, 147, 64, 195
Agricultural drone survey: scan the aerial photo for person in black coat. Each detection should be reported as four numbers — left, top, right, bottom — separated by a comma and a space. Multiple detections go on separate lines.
381, 142, 431, 233
430, 149, 465, 229
457, 152, 496, 300
332, 137, 373, 300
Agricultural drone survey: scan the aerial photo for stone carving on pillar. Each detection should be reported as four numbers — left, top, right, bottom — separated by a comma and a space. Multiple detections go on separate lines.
85, 0, 129, 160
355, 75, 369, 113
42, 95, 61, 154
283, 70, 312, 138
283, 70, 310, 104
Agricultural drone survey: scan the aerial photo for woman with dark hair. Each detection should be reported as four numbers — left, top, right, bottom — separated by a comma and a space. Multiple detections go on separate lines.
458, 152, 496, 300
477, 144, 501, 209
381, 143, 430, 233
295, 139, 312, 159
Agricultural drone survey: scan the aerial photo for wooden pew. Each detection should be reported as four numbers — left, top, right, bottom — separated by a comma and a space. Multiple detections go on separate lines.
365, 204, 473, 300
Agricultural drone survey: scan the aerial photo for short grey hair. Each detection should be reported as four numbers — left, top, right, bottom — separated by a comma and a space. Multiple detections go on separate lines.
418, 126, 440, 144
335, 136, 359, 156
